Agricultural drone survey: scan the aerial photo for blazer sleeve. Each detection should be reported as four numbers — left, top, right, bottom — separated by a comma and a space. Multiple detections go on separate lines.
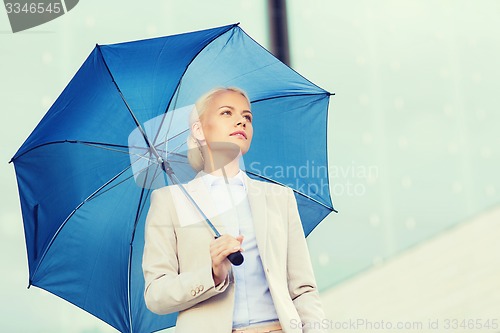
142, 188, 229, 315
285, 188, 327, 333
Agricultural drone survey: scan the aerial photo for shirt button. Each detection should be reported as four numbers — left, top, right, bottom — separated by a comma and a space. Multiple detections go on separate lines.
191, 290, 196, 296
199, 285, 204, 292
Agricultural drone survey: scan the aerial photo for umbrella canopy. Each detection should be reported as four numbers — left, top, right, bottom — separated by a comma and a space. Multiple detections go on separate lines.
11, 23, 336, 333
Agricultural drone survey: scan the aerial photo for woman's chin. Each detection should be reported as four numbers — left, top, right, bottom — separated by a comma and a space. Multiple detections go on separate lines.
210, 141, 245, 154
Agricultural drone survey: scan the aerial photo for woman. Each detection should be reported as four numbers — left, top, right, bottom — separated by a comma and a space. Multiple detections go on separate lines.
143, 87, 326, 333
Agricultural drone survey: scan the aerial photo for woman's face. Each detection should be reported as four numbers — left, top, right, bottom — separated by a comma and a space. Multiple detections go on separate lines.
194, 90, 253, 155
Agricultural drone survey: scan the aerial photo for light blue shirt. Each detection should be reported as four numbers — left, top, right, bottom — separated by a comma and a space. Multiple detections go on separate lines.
201, 170, 279, 328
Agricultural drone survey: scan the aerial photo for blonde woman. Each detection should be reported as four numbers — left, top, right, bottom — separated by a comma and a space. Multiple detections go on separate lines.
143, 87, 326, 333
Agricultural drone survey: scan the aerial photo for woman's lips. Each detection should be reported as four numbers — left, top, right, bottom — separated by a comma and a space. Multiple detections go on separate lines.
230, 131, 247, 139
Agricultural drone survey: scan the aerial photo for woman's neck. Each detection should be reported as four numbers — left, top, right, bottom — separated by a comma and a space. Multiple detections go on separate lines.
201, 142, 243, 177
203, 152, 241, 177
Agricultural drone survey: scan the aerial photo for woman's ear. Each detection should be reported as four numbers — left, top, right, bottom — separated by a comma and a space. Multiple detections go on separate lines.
191, 121, 206, 142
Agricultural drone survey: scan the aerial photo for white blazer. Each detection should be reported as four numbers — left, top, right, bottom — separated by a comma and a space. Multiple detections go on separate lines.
142, 172, 326, 333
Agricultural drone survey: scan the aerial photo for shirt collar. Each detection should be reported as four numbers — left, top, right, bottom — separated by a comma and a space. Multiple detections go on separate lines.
200, 169, 246, 190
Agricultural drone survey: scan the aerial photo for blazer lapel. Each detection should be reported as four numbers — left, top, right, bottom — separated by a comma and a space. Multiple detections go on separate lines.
244, 174, 268, 264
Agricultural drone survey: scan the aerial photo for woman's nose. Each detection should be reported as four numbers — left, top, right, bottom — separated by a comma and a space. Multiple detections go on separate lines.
236, 117, 246, 127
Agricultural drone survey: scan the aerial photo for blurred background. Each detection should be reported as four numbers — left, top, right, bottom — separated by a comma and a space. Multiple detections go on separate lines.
1, 0, 499, 332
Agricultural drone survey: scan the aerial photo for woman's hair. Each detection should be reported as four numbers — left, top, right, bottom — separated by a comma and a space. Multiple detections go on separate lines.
187, 87, 250, 172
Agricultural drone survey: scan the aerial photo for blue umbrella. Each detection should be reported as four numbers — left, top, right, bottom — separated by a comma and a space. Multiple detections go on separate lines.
11, 23, 336, 333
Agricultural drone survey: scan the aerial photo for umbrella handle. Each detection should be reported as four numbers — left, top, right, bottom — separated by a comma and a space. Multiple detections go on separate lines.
214, 236, 244, 266
227, 251, 244, 266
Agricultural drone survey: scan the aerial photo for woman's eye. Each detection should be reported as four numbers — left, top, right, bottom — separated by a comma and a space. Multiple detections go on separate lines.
221, 110, 231, 116
244, 115, 252, 122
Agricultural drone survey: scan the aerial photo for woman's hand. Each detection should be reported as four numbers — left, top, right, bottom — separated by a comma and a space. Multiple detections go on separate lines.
210, 234, 244, 285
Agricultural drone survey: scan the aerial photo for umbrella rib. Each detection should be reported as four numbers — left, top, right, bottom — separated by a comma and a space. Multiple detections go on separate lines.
151, 128, 190, 158
86, 158, 164, 202
126, 246, 134, 333
14, 140, 170, 180
10, 140, 130, 163
83, 139, 182, 158
127, 189, 147, 333
163, 128, 190, 145
151, 80, 179, 149
13, 139, 162, 168
81, 142, 170, 167
251, 92, 331, 105
164, 140, 188, 159
96, 45, 164, 166
244, 170, 337, 213
129, 163, 165, 245
81, 142, 153, 162
126, 162, 167, 333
